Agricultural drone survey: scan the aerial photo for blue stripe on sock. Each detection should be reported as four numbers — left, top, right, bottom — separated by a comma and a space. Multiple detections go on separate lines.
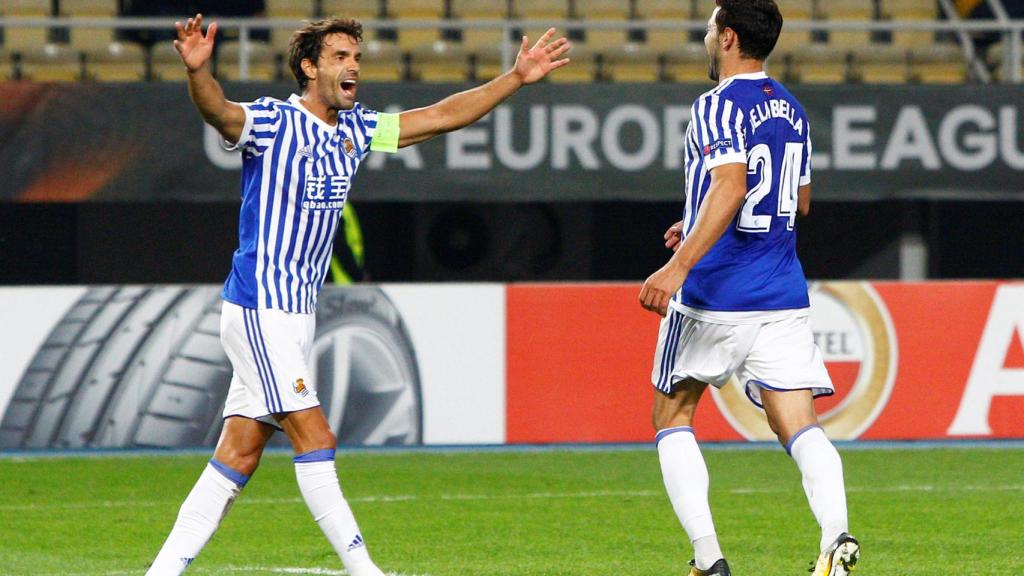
655, 426, 694, 445
209, 458, 250, 487
785, 424, 822, 456
293, 449, 336, 464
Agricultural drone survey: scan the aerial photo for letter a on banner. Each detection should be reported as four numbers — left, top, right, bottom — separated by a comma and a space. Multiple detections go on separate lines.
948, 285, 1024, 435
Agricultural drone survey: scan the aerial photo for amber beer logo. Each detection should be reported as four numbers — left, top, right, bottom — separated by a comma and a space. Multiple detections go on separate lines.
711, 282, 898, 440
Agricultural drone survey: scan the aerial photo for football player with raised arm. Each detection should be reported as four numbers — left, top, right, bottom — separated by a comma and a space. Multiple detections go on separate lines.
144, 14, 570, 576
638, 2, 859, 575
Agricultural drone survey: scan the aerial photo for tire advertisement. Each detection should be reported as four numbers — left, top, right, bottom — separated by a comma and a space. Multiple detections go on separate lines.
1, 282, 1022, 450
0, 284, 506, 449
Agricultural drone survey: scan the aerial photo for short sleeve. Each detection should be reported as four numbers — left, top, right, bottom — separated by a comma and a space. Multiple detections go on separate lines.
696, 95, 747, 170
800, 127, 812, 186
360, 107, 399, 155
225, 96, 283, 157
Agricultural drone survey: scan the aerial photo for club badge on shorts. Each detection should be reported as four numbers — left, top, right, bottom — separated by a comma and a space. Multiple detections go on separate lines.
293, 378, 310, 397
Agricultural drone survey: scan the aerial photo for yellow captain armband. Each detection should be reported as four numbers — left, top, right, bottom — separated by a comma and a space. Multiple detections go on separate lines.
369, 113, 400, 153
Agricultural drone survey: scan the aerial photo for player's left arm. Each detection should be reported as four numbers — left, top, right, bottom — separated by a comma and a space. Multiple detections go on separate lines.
393, 29, 570, 148
639, 163, 748, 316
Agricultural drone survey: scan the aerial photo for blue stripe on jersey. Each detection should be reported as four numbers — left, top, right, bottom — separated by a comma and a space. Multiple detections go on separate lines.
678, 73, 811, 312
223, 95, 379, 313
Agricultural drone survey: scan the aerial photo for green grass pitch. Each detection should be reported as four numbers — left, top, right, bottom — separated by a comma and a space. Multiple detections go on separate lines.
0, 446, 1021, 575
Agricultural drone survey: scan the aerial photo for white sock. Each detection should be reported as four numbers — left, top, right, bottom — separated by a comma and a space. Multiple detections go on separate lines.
294, 450, 384, 576
657, 427, 723, 570
146, 460, 248, 575
787, 425, 849, 552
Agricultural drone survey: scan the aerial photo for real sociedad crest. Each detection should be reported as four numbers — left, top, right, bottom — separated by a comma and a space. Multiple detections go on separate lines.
342, 137, 358, 159
711, 282, 898, 440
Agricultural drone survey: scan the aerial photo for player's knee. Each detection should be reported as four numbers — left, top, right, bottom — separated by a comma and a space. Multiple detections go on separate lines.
218, 447, 263, 476
310, 429, 337, 451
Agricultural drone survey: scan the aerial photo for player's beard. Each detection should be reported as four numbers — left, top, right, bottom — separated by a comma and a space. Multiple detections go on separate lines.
707, 47, 720, 82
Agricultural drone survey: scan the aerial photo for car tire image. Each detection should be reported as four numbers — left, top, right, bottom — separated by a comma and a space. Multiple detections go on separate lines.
0, 286, 422, 449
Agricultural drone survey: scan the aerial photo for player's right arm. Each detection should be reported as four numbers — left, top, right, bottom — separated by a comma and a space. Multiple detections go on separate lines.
174, 14, 246, 145
798, 184, 811, 217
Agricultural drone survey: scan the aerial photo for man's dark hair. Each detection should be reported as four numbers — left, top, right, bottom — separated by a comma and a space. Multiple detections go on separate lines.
289, 18, 364, 91
714, 0, 783, 61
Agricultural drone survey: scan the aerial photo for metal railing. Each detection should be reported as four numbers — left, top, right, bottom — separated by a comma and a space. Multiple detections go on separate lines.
1, 16, 1022, 82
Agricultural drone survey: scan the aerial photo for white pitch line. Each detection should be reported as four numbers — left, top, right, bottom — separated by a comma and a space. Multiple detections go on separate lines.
4, 484, 1022, 513
42, 567, 432, 576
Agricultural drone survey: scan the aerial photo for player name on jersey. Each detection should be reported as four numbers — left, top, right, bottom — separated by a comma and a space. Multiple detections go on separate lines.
749, 98, 806, 136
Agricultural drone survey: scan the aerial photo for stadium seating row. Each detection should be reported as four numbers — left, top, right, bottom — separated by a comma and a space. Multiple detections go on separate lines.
0, 38, 977, 84
0, 0, 997, 83
1, 0, 943, 51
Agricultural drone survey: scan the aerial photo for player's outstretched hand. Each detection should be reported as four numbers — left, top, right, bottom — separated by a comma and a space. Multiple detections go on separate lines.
514, 28, 571, 84
639, 264, 686, 317
174, 13, 217, 72
664, 220, 683, 252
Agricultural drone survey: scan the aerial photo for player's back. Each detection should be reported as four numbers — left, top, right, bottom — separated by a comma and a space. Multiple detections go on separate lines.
681, 72, 812, 313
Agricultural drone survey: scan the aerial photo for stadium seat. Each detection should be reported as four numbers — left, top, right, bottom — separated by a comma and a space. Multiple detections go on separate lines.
817, 0, 872, 48
18, 43, 84, 81
267, 0, 315, 18
217, 40, 278, 81
359, 40, 406, 81
388, 0, 445, 18
410, 40, 471, 82
322, 0, 380, 19
151, 41, 188, 82
787, 43, 850, 83
0, 3, 50, 62
987, 41, 1024, 82
546, 45, 600, 82
884, 0, 938, 20
603, 42, 661, 82
775, 0, 813, 20
451, 0, 510, 18
883, 0, 939, 47
774, 28, 812, 54
450, 0, 510, 49
634, 0, 687, 20
662, 42, 712, 83
384, 0, 444, 49
573, 0, 631, 52
852, 44, 908, 83
635, 0, 689, 50
909, 43, 967, 83
268, 0, 312, 52
60, 0, 118, 53
513, 0, 570, 20
0, 48, 13, 80
468, 44, 507, 80
1, 0, 51, 16
84, 41, 146, 82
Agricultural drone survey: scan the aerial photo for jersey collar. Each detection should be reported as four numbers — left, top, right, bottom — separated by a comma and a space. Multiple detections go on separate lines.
723, 71, 769, 82
288, 93, 343, 132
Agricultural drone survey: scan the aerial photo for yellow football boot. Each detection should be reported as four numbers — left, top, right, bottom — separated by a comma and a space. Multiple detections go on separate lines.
810, 533, 860, 576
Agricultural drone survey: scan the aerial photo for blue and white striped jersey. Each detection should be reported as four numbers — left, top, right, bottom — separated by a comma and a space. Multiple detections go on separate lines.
673, 71, 812, 319
222, 94, 396, 314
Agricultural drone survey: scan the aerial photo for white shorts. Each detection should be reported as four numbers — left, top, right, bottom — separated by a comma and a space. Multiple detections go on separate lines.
651, 310, 833, 407
220, 301, 321, 427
